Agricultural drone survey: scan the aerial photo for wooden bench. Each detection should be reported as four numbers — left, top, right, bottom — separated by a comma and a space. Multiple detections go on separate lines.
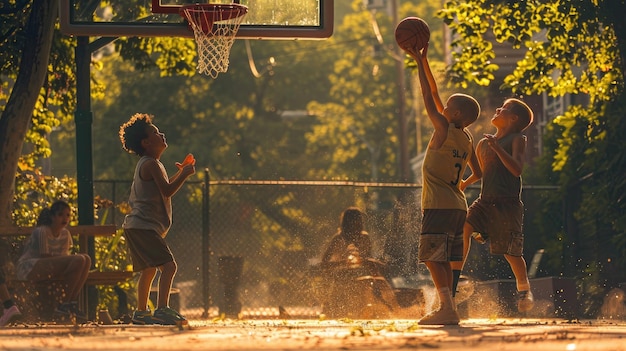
0, 225, 133, 321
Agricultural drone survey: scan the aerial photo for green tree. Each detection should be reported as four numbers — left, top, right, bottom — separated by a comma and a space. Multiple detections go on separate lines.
305, 1, 411, 181
0, 1, 60, 225
0, 0, 197, 225
303, 0, 491, 182
438, 0, 625, 316
63, 38, 336, 181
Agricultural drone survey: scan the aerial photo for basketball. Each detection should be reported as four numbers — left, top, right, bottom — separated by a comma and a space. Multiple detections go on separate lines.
394, 17, 430, 52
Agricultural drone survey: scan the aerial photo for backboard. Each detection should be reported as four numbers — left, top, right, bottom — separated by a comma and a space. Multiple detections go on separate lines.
59, 0, 333, 39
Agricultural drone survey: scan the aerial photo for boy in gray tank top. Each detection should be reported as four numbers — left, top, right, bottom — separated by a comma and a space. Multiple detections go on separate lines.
451, 98, 535, 313
119, 113, 196, 325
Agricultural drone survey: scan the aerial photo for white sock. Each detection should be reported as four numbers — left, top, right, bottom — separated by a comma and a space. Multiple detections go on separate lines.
438, 287, 454, 310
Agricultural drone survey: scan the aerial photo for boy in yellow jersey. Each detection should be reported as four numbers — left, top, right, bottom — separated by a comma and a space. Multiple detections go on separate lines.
451, 98, 535, 313
408, 44, 481, 325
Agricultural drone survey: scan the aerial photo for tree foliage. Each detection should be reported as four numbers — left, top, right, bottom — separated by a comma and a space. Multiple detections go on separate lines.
439, 0, 626, 315
303, 0, 452, 181
0, 0, 201, 225
0, 0, 61, 225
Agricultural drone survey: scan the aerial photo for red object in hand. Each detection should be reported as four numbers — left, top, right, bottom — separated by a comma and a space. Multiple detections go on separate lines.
183, 153, 196, 166
176, 154, 196, 169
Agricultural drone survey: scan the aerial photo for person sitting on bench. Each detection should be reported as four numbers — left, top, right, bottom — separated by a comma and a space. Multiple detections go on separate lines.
16, 200, 91, 318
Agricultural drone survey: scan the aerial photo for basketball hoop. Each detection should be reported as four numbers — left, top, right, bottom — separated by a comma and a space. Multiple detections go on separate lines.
180, 3, 248, 78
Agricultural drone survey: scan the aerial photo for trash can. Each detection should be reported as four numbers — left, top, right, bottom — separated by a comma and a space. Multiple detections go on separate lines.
218, 255, 244, 318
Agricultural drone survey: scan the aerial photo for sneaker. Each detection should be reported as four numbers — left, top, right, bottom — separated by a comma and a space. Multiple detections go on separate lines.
152, 306, 187, 326
517, 290, 535, 312
55, 302, 87, 320
418, 308, 460, 325
55, 302, 75, 316
131, 310, 153, 325
0, 306, 22, 327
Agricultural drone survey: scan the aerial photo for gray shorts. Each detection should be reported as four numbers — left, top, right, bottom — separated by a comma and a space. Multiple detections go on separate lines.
467, 196, 524, 256
124, 228, 175, 271
418, 209, 466, 263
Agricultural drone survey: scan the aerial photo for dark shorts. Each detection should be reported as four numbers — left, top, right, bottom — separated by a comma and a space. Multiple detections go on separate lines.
124, 228, 175, 272
418, 209, 466, 263
467, 196, 524, 256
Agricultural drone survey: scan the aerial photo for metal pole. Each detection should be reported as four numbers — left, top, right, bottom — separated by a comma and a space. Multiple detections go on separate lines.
202, 168, 211, 318
75, 36, 98, 321
75, 35, 117, 321
391, 0, 410, 181
75, 37, 95, 227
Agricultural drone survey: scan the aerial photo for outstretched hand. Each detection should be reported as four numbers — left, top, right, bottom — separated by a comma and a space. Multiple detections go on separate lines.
175, 153, 196, 170
420, 44, 429, 57
483, 134, 496, 144
483, 134, 502, 151
406, 43, 429, 62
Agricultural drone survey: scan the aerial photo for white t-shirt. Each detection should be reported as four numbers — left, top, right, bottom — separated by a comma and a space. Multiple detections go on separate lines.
16, 226, 73, 280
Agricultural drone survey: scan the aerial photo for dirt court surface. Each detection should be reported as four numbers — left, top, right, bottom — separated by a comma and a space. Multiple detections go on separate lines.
1, 318, 625, 350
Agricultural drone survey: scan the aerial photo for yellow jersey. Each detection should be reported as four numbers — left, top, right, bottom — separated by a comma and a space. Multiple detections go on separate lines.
422, 124, 473, 210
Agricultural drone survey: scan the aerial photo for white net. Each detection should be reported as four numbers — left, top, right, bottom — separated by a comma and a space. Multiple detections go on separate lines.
182, 5, 248, 78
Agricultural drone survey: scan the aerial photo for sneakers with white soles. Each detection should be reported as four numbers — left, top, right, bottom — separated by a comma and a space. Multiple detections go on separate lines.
517, 290, 535, 312
0, 306, 22, 327
418, 308, 460, 325
132, 310, 153, 325
153, 307, 187, 325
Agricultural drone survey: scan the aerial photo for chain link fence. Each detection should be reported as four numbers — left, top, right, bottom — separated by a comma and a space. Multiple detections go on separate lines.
94, 176, 558, 319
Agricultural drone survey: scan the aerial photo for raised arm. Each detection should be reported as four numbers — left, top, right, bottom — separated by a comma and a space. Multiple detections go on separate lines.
413, 46, 444, 113
409, 45, 449, 148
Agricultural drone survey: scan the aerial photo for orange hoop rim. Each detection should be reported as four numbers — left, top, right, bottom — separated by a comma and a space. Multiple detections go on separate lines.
180, 3, 248, 24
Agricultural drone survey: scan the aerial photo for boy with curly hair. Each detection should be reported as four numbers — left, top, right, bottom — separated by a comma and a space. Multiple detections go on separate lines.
119, 113, 195, 325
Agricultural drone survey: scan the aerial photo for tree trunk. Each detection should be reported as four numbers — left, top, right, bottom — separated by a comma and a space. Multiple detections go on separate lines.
0, 0, 58, 225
